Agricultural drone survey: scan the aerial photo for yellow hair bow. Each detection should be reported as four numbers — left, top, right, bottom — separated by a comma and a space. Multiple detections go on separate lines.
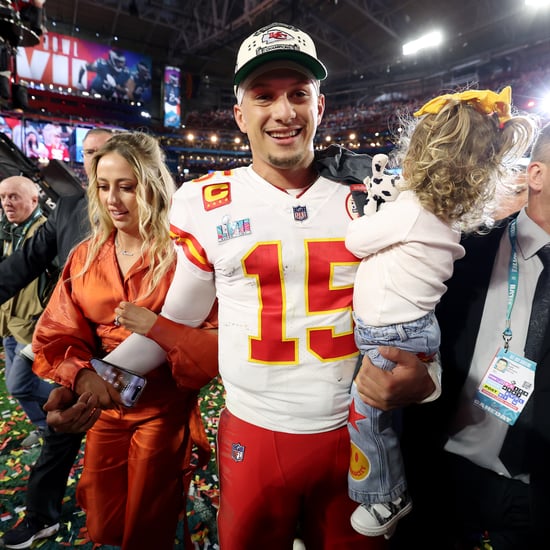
414, 86, 512, 126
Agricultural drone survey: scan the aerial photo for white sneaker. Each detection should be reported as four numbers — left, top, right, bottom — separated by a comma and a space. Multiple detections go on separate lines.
350, 491, 412, 539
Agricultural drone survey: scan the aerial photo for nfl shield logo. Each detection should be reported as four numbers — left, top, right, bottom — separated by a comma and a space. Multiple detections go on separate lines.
293, 205, 308, 221
231, 442, 245, 462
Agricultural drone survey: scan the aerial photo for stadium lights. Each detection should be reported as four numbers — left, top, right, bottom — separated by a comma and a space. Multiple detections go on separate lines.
402, 30, 443, 56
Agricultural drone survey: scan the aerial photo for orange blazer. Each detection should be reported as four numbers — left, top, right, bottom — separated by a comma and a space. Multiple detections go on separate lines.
33, 233, 218, 460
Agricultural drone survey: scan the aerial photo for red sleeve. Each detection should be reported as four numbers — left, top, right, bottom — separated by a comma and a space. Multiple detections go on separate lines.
145, 301, 219, 391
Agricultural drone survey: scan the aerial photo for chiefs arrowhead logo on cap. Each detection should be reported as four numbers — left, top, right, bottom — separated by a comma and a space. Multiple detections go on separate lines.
263, 30, 292, 43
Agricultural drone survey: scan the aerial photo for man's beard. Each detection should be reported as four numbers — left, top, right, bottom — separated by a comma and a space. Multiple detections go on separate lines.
267, 152, 305, 169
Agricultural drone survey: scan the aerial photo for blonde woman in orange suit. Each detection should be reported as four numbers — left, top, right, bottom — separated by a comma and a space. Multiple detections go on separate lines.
31, 132, 218, 550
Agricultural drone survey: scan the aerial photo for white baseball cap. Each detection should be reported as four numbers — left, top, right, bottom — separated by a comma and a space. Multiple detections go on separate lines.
234, 22, 328, 88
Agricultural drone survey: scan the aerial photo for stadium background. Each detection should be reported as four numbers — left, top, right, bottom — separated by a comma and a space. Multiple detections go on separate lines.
1, 1, 550, 548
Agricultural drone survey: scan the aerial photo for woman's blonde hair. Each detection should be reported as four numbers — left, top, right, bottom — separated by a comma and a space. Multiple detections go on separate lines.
80, 131, 176, 296
395, 100, 535, 232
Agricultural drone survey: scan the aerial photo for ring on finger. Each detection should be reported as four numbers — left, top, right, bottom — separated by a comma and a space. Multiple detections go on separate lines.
114, 314, 120, 326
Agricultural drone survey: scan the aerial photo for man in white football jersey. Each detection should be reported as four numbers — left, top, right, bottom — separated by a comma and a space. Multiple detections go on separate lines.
49, 22, 440, 550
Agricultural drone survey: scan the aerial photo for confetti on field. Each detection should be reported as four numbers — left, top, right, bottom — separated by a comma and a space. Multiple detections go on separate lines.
0, 362, 224, 549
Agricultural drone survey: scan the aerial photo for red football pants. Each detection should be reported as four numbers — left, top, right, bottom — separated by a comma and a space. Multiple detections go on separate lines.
217, 409, 387, 550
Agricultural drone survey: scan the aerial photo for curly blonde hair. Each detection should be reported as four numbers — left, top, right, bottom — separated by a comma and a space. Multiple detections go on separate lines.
395, 100, 535, 232
80, 131, 176, 296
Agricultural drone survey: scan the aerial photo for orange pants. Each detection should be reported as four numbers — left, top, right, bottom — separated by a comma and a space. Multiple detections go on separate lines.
78, 374, 191, 550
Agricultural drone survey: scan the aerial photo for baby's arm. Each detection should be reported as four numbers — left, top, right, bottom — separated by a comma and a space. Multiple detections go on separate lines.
345, 206, 406, 258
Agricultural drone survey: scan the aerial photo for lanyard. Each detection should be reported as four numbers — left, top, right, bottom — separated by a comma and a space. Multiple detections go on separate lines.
503, 219, 518, 351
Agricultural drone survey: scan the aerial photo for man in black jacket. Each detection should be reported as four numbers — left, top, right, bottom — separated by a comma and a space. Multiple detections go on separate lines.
394, 122, 550, 550
0, 128, 113, 549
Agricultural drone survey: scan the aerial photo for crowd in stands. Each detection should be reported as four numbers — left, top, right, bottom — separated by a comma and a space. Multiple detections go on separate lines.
1, 61, 550, 187
181, 61, 550, 148
162, 61, 550, 181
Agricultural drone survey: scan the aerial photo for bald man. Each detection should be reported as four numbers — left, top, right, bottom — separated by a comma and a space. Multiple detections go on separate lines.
0, 175, 54, 446
0, 176, 38, 221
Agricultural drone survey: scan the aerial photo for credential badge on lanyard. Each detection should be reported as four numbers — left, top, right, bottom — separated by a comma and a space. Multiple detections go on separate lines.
473, 219, 535, 425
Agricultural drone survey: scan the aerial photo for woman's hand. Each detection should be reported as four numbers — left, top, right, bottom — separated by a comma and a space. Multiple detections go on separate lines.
114, 301, 158, 335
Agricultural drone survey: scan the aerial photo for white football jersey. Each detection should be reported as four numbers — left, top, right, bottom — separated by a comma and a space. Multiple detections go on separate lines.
169, 166, 361, 433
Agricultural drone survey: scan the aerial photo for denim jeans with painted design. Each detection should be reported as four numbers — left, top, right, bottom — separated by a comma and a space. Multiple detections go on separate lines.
348, 310, 439, 504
